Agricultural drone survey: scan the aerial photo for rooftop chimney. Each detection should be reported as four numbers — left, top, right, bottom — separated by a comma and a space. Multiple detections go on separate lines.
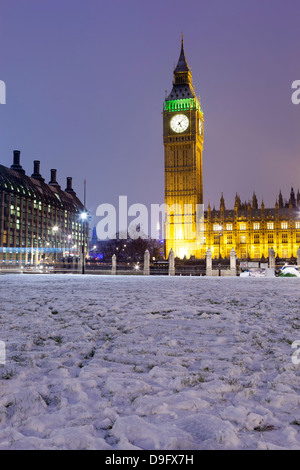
65, 177, 76, 194
31, 160, 44, 182
49, 169, 60, 188
10, 150, 25, 174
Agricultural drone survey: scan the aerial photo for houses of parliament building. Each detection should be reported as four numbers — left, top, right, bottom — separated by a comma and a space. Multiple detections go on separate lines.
164, 38, 300, 262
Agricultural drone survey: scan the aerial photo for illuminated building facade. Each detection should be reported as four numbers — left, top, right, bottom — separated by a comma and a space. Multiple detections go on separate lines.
201, 190, 300, 261
0, 150, 88, 265
164, 41, 300, 261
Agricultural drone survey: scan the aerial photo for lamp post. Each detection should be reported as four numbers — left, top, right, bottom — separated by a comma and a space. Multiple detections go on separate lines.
80, 212, 88, 274
92, 245, 97, 263
67, 234, 72, 256
45, 242, 50, 264
52, 225, 58, 264
217, 225, 223, 276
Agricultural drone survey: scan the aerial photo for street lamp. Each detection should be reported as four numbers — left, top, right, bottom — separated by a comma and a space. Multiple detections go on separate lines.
52, 225, 58, 264
67, 234, 72, 256
80, 211, 88, 274
217, 224, 223, 276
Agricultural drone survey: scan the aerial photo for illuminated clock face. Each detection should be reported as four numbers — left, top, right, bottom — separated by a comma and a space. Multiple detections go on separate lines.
170, 114, 189, 133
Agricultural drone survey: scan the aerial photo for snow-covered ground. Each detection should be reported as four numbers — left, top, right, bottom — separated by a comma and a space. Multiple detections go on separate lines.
0, 274, 300, 450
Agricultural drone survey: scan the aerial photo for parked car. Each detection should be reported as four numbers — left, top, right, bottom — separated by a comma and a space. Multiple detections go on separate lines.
279, 265, 300, 277
281, 265, 299, 272
38, 263, 54, 272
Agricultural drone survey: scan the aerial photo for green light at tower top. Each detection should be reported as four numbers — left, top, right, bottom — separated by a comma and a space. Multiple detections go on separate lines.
164, 97, 203, 114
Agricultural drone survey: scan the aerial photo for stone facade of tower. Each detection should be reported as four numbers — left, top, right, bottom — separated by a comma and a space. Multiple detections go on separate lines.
163, 38, 204, 259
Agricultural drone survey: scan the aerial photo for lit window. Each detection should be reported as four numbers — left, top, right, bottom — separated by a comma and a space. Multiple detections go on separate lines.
282, 248, 288, 258
267, 223, 274, 230
226, 224, 232, 231
253, 223, 260, 230
240, 223, 246, 231
281, 222, 288, 229
213, 224, 222, 231
296, 222, 300, 229
240, 235, 246, 244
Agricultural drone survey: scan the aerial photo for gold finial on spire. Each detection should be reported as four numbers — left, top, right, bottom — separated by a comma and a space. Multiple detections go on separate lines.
181, 32, 184, 44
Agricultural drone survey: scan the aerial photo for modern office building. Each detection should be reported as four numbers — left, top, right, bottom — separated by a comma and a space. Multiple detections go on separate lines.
0, 150, 88, 265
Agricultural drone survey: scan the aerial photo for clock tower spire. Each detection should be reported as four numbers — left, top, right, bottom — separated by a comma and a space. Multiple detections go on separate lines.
163, 38, 204, 259
167, 35, 196, 101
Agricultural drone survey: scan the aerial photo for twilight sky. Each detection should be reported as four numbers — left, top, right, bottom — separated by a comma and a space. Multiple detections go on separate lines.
0, 0, 299, 227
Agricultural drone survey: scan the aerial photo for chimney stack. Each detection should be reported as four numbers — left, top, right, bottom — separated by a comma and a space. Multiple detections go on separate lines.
13, 150, 20, 166
65, 177, 75, 194
31, 160, 44, 182
33, 160, 40, 175
11, 150, 25, 174
49, 169, 60, 188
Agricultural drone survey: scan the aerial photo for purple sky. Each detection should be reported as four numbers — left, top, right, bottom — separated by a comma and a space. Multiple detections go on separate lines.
0, 0, 299, 226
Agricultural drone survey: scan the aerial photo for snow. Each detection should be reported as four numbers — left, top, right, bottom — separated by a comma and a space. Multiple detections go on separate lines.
0, 274, 300, 450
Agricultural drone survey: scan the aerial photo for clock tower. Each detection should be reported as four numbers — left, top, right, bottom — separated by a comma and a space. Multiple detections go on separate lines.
163, 37, 204, 259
